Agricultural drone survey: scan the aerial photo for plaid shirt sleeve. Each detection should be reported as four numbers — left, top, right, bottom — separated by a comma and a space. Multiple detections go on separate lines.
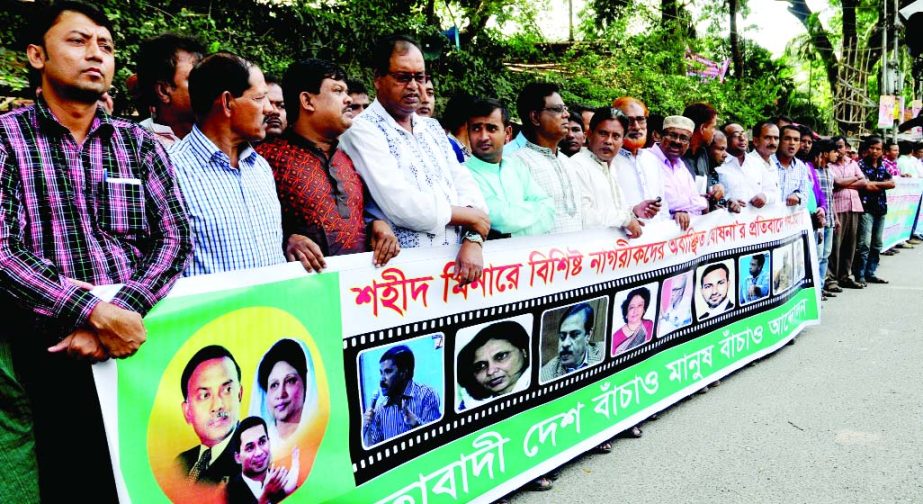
109, 136, 192, 316
0, 141, 101, 330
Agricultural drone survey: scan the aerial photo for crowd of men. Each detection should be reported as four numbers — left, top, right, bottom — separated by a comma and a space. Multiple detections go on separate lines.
3, 2, 923, 502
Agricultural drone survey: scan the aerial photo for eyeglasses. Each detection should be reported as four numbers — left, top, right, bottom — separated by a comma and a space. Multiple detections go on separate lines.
386, 72, 429, 85
663, 132, 691, 145
541, 105, 569, 115
626, 115, 647, 125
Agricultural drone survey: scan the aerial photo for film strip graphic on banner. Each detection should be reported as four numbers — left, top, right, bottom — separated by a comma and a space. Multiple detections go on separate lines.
344, 230, 814, 484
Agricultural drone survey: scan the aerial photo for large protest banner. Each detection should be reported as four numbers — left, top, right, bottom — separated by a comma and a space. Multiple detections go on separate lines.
94, 207, 821, 504
882, 178, 923, 250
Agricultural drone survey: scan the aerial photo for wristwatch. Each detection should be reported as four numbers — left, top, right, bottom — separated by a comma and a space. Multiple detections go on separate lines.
463, 230, 484, 245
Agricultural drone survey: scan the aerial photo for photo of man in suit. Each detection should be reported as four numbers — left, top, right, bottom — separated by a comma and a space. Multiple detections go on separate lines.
176, 345, 244, 485
698, 262, 735, 319
540, 302, 604, 382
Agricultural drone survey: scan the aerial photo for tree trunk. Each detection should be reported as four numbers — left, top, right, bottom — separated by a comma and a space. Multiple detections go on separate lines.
729, 0, 743, 79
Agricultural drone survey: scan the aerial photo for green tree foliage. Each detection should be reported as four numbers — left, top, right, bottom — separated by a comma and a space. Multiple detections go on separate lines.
0, 0, 816, 129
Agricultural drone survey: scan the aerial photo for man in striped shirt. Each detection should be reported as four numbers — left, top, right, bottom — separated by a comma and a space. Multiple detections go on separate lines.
171, 52, 317, 276
0, 3, 191, 501
362, 345, 440, 447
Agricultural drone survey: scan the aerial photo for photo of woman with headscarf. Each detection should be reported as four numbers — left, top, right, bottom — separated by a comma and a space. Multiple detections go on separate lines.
456, 318, 532, 411
611, 286, 656, 356
249, 338, 318, 444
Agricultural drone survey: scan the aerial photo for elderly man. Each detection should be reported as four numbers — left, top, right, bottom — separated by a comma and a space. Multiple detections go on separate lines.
639, 115, 708, 230
340, 35, 488, 286
540, 303, 603, 381
611, 96, 666, 222
827, 135, 868, 290
570, 107, 644, 237
559, 115, 586, 157
256, 59, 399, 271
135, 33, 204, 146
464, 98, 555, 237
717, 120, 781, 210
171, 52, 313, 277
362, 345, 441, 446
1, 3, 192, 500
773, 125, 810, 207
511, 82, 583, 233
263, 74, 287, 139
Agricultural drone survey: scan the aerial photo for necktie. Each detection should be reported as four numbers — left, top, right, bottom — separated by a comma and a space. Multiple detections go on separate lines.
189, 447, 212, 481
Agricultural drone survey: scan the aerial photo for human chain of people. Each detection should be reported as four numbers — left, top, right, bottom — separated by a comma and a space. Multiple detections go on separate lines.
2, 2, 922, 503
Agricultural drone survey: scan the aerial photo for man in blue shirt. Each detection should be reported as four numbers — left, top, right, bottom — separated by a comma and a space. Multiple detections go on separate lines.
171, 52, 316, 276
362, 345, 441, 447
741, 253, 770, 304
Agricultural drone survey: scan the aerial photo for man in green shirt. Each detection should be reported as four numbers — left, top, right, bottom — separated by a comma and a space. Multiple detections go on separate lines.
464, 98, 555, 237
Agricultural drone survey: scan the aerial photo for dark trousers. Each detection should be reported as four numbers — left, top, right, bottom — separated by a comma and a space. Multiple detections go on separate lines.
827, 211, 860, 285
13, 338, 119, 504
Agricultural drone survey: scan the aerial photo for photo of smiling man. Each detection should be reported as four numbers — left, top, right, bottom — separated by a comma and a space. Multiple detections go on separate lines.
226, 416, 299, 504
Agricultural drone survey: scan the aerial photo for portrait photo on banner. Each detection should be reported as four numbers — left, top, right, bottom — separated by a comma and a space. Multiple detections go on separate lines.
772, 244, 794, 295
357, 333, 445, 449
145, 307, 328, 504
611, 281, 659, 357
792, 240, 805, 284
739, 251, 771, 305
538, 296, 608, 384
454, 314, 534, 412
695, 259, 736, 321
659, 271, 694, 337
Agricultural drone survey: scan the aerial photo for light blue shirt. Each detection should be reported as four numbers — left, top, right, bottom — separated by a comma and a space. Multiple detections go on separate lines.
170, 126, 285, 276
502, 131, 528, 156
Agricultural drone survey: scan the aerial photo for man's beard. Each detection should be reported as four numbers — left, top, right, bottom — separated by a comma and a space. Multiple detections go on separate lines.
623, 136, 646, 152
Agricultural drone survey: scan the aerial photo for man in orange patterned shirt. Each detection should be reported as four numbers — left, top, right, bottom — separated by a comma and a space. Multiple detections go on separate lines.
257, 59, 399, 271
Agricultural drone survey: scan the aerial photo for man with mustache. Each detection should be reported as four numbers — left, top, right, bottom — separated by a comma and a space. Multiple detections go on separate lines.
699, 263, 734, 319
773, 125, 809, 207
570, 107, 644, 236
558, 115, 586, 157
640, 115, 708, 231
340, 35, 489, 287
177, 345, 244, 485
171, 52, 318, 276
611, 96, 667, 223
263, 75, 287, 139
362, 345, 440, 446
256, 59, 399, 271
464, 98, 554, 237
722, 122, 748, 169
717, 120, 782, 211
540, 303, 603, 381
510, 82, 583, 233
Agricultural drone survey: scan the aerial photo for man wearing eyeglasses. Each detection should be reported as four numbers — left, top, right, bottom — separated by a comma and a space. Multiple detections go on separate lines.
509, 82, 583, 233
611, 96, 667, 223
640, 115, 708, 231
717, 120, 782, 211
340, 35, 489, 286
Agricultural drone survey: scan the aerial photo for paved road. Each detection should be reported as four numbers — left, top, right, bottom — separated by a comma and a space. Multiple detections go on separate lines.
513, 245, 923, 504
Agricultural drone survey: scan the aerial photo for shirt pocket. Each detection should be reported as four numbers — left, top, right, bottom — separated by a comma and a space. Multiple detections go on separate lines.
99, 178, 147, 234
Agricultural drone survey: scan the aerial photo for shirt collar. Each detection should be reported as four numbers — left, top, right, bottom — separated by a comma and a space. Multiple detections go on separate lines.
465, 154, 501, 173
242, 473, 264, 499
198, 428, 234, 465
367, 99, 421, 133
188, 125, 258, 166
650, 143, 682, 170
524, 140, 559, 159
34, 96, 114, 140
282, 130, 338, 162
